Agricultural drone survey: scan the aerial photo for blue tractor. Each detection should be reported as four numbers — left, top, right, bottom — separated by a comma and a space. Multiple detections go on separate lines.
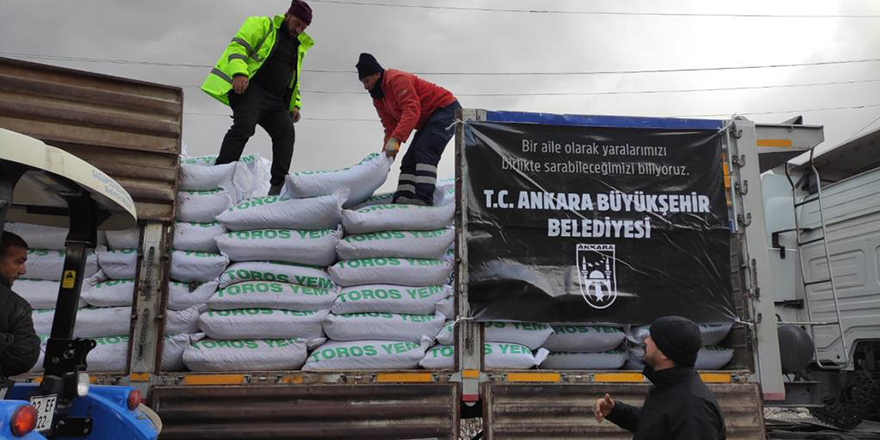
0, 129, 160, 439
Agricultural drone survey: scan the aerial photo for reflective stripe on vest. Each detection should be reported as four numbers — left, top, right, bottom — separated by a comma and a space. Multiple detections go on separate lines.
211, 68, 233, 84
231, 37, 253, 55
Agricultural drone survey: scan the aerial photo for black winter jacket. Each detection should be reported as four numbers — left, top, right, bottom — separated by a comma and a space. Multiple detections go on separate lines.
606, 366, 726, 440
0, 284, 41, 377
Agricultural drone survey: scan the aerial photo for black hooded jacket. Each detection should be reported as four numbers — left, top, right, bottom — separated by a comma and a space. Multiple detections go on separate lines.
0, 284, 41, 377
605, 366, 726, 439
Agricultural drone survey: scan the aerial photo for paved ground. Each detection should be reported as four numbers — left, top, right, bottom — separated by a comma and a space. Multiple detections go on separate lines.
765, 408, 880, 439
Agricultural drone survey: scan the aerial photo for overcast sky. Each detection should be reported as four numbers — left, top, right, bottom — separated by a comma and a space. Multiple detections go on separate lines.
3, 0, 879, 191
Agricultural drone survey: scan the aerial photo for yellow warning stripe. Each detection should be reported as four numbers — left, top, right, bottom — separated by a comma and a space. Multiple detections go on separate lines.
594, 373, 645, 383
507, 372, 561, 382
699, 372, 732, 383
377, 373, 434, 383
182, 374, 245, 386
277, 374, 303, 384
757, 139, 792, 148
462, 370, 480, 379
130, 372, 150, 382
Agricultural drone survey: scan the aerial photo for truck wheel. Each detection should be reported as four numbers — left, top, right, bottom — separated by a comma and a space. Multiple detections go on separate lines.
808, 370, 878, 430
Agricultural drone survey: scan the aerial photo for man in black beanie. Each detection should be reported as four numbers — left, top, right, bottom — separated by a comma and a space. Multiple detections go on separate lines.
593, 316, 726, 439
356, 53, 461, 205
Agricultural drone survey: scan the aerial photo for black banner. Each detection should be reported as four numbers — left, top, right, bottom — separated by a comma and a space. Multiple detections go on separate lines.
463, 121, 734, 324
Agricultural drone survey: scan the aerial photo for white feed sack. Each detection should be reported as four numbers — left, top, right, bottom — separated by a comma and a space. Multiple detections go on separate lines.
626, 323, 733, 346
436, 321, 455, 345
167, 281, 219, 311
543, 325, 626, 353
352, 192, 394, 209
283, 153, 392, 208
696, 346, 735, 370
74, 307, 131, 338
216, 191, 345, 232
484, 322, 554, 350
419, 344, 550, 370
342, 202, 455, 234
161, 333, 192, 371
198, 308, 327, 341
208, 281, 336, 312
303, 338, 430, 371
169, 250, 229, 283
329, 257, 453, 287
105, 227, 140, 250
82, 279, 135, 307
540, 350, 627, 370
174, 221, 226, 253
700, 324, 734, 346
436, 296, 454, 320
86, 334, 192, 372
97, 249, 138, 280
215, 228, 341, 267
486, 343, 549, 370
419, 345, 455, 370
176, 188, 235, 223
218, 261, 335, 290
179, 154, 263, 201
433, 179, 456, 207
183, 334, 309, 372
26, 249, 99, 281
166, 306, 201, 335
14, 279, 63, 309
336, 229, 454, 260
623, 345, 734, 370
441, 245, 455, 262
330, 284, 451, 315
32, 309, 56, 336
179, 159, 236, 192
6, 223, 70, 250
323, 311, 445, 343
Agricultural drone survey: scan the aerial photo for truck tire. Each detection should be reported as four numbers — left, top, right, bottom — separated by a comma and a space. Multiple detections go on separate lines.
808, 370, 878, 430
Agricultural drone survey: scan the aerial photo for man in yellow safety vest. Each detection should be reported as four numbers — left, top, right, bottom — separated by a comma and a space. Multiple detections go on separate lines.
202, 1, 315, 195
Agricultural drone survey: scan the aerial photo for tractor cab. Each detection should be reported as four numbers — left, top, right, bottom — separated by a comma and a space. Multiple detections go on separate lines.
0, 128, 160, 439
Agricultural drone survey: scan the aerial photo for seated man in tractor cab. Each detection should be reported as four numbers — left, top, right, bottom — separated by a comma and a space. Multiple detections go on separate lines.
0, 231, 40, 379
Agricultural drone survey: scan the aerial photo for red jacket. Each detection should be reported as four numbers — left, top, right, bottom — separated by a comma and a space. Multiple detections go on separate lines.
373, 69, 456, 143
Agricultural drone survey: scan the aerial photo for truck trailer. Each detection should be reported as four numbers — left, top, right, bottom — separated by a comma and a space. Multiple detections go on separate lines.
2, 57, 879, 439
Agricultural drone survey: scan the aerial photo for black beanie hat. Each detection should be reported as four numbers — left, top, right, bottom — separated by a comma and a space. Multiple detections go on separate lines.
650, 316, 702, 367
356, 53, 383, 79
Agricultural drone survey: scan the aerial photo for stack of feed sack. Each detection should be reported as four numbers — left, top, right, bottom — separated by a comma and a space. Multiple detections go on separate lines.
307, 194, 455, 371
420, 321, 551, 370
187, 188, 348, 372
10, 223, 101, 374
624, 323, 734, 370
91, 156, 250, 372
92, 228, 204, 372
539, 325, 627, 370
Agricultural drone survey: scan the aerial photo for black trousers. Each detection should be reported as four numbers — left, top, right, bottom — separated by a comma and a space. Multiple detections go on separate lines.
394, 100, 461, 205
215, 84, 295, 186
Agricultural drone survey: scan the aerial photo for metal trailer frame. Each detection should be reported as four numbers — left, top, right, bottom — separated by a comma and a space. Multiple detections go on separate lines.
453, 110, 825, 409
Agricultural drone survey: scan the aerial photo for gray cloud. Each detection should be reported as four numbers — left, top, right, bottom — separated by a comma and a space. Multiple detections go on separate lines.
3, 0, 879, 190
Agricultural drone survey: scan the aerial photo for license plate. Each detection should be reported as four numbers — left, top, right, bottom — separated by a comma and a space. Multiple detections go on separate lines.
28, 394, 57, 432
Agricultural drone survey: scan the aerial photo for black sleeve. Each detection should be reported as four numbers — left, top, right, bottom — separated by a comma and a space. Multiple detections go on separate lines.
605, 400, 641, 433
0, 300, 41, 376
669, 399, 725, 440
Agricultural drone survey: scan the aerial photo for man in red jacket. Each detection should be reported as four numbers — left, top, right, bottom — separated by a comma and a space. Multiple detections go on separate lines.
357, 53, 461, 205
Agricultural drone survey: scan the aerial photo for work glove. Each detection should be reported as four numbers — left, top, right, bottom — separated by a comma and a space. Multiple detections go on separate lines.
383, 137, 400, 159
